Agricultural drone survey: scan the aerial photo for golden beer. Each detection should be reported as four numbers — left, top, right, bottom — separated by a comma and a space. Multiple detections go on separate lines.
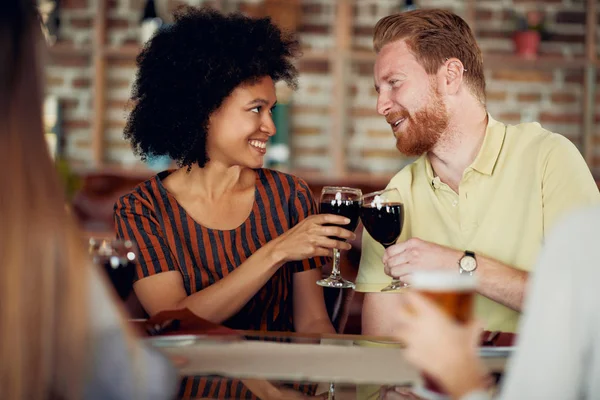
411, 270, 476, 323
410, 270, 477, 396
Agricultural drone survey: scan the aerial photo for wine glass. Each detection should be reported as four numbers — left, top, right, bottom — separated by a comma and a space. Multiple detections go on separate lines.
316, 186, 363, 289
89, 238, 138, 300
359, 188, 407, 292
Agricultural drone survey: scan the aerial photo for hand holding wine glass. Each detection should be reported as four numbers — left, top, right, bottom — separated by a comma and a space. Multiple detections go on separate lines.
359, 188, 407, 292
270, 214, 355, 261
316, 186, 363, 289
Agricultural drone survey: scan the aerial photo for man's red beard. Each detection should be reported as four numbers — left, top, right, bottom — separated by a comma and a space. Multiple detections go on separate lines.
386, 88, 449, 157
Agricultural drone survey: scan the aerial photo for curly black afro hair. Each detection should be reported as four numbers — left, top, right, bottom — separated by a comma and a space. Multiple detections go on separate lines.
124, 6, 300, 169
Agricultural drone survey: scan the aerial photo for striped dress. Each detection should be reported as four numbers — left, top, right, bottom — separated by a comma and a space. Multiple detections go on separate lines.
114, 168, 327, 399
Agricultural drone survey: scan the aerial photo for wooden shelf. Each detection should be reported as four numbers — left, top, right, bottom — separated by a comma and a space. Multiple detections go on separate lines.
103, 45, 142, 59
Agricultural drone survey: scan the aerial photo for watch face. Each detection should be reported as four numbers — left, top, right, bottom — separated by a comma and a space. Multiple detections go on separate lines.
460, 256, 477, 272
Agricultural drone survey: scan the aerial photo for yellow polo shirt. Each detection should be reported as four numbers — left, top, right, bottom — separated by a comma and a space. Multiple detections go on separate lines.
356, 115, 600, 332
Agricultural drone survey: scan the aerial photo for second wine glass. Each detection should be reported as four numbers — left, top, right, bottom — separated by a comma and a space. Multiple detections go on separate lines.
316, 186, 362, 289
360, 188, 407, 292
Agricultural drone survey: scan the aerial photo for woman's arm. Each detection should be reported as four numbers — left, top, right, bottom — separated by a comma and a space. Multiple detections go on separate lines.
117, 195, 354, 322
292, 268, 336, 334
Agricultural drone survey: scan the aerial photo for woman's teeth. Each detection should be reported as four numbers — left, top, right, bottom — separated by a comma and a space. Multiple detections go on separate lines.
249, 140, 266, 149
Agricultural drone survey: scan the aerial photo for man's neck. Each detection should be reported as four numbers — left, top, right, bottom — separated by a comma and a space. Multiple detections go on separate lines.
428, 103, 488, 192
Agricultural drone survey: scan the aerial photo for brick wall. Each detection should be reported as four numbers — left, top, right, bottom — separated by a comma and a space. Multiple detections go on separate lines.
46, 0, 599, 176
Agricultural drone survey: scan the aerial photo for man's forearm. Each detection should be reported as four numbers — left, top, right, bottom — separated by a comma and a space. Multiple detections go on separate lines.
475, 254, 528, 312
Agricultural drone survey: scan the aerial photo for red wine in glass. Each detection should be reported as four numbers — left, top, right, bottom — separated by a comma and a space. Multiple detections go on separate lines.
89, 238, 138, 300
319, 200, 361, 242
359, 203, 403, 249
316, 186, 363, 289
360, 188, 408, 291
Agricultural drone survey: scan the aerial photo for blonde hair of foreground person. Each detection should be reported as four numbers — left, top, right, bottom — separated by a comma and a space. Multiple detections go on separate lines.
0, 2, 137, 399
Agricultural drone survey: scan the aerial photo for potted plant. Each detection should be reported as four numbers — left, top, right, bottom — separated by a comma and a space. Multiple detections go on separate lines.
512, 10, 547, 59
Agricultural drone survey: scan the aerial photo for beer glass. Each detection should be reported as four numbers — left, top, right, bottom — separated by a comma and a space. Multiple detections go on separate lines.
411, 270, 476, 398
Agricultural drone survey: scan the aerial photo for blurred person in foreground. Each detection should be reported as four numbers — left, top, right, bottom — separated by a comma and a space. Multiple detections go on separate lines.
388, 206, 600, 399
114, 6, 349, 399
0, 1, 178, 399
356, 9, 600, 335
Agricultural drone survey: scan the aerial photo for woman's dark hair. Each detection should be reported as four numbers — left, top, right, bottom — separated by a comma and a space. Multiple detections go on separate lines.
124, 6, 301, 169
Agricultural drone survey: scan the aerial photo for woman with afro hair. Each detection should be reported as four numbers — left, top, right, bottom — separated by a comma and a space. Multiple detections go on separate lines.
114, 6, 354, 399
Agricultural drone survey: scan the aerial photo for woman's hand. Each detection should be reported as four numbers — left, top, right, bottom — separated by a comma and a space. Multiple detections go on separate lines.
393, 292, 489, 399
269, 214, 356, 263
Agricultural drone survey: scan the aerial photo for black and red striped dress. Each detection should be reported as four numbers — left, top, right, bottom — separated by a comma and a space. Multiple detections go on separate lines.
114, 168, 327, 399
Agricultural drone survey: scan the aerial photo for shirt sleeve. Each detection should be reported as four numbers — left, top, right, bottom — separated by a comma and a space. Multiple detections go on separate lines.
114, 193, 178, 282
498, 207, 600, 399
541, 134, 600, 236
289, 178, 329, 273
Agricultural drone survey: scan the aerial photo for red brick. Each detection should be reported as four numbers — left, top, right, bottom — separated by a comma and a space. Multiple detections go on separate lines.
298, 59, 329, 74
492, 69, 553, 83
547, 33, 585, 44
517, 93, 542, 102
63, 119, 91, 129
555, 11, 585, 24
106, 120, 126, 129
47, 55, 89, 67
298, 24, 329, 35
361, 149, 399, 158
62, 99, 79, 110
107, 99, 130, 110
107, 78, 131, 89
566, 71, 584, 84
62, 0, 88, 10
107, 18, 130, 29
70, 17, 92, 29
46, 76, 64, 86
244, 4, 268, 18
291, 105, 330, 115
73, 139, 91, 149
475, 10, 493, 21
551, 92, 578, 104
301, 4, 323, 14
539, 112, 581, 124
292, 127, 321, 136
353, 62, 373, 77
353, 26, 374, 37
351, 108, 379, 118
72, 78, 90, 88
107, 58, 137, 68
477, 30, 509, 40
294, 147, 328, 156
497, 112, 522, 122
486, 91, 507, 101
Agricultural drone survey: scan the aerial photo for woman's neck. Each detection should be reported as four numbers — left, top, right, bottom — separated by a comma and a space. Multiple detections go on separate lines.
168, 162, 255, 200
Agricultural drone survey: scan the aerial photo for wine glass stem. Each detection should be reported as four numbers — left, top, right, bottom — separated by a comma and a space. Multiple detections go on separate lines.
331, 248, 341, 279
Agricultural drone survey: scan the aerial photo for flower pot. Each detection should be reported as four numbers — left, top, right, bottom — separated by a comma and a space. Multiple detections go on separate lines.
513, 31, 541, 59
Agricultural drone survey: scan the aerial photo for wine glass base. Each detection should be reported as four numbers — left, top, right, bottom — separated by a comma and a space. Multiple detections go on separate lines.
381, 282, 409, 292
317, 276, 355, 289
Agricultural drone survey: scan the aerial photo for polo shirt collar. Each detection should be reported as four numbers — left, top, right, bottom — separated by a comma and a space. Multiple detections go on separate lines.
424, 114, 506, 184
470, 114, 506, 176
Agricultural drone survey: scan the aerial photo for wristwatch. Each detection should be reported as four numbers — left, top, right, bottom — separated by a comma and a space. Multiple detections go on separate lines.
459, 250, 477, 275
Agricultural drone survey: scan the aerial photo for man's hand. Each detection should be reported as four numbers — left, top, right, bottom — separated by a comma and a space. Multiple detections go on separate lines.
382, 238, 462, 280
393, 292, 489, 398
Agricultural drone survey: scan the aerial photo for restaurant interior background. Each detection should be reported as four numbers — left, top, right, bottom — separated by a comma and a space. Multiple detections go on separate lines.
41, 0, 598, 330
